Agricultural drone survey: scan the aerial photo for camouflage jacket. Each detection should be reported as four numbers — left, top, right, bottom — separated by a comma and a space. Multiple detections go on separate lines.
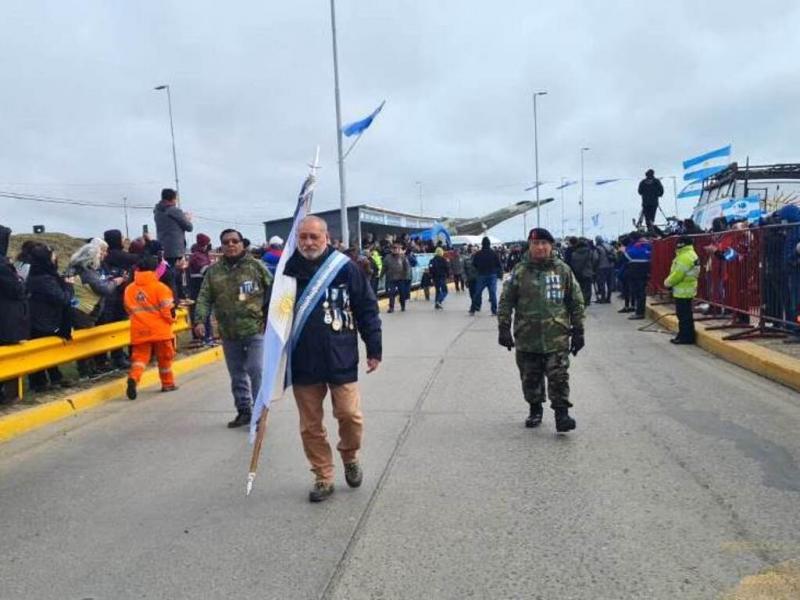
498, 253, 585, 353
194, 254, 272, 340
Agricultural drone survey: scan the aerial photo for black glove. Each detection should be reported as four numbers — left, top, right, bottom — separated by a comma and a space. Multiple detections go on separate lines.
570, 328, 585, 356
498, 327, 515, 351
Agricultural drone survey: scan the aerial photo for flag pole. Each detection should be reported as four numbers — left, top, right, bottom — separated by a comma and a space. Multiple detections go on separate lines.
245, 147, 320, 497
246, 409, 270, 496
330, 0, 349, 248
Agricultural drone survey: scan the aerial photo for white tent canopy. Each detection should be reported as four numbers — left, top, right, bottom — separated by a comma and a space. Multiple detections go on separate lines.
450, 234, 503, 247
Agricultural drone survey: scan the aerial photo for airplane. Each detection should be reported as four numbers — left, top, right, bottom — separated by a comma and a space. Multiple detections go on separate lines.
438, 198, 555, 235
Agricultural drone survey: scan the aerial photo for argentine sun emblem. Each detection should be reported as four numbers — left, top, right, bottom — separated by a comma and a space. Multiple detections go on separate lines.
278, 291, 295, 321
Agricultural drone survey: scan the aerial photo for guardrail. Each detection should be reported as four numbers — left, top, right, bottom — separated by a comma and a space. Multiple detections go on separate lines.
0, 308, 191, 393
648, 223, 800, 340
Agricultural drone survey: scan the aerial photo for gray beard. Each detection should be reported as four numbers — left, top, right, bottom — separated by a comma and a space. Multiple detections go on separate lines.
299, 248, 324, 261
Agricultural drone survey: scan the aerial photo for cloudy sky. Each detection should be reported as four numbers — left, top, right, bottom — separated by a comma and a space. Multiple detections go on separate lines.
2, 0, 799, 243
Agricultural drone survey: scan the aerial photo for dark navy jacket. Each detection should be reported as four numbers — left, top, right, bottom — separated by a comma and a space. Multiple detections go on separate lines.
624, 240, 652, 279
285, 247, 382, 386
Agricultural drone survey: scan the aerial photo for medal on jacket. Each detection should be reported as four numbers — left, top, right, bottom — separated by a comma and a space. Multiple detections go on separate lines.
332, 308, 343, 331
323, 289, 333, 324
238, 283, 246, 302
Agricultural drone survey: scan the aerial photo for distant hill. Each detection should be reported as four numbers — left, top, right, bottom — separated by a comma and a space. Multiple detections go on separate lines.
8, 232, 87, 262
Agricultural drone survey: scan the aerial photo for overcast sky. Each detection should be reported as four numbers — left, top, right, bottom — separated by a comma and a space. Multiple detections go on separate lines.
2, 0, 799, 243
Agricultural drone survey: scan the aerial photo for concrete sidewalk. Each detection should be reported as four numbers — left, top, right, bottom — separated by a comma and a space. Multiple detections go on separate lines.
645, 301, 800, 393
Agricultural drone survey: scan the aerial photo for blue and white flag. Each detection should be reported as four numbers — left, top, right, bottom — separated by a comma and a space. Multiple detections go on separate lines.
721, 196, 762, 223
524, 181, 543, 192
249, 156, 318, 442
342, 100, 386, 137
556, 180, 577, 190
678, 144, 732, 199
594, 179, 620, 186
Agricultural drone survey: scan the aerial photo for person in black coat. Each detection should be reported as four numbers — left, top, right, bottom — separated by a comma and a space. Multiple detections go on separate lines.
429, 247, 451, 309
283, 216, 381, 502
26, 245, 75, 392
638, 169, 664, 231
469, 236, 503, 315
0, 225, 30, 346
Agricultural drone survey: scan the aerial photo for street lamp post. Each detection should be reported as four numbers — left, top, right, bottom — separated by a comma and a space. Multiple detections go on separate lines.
580, 147, 590, 236
533, 91, 547, 229
416, 181, 423, 216
329, 0, 349, 247
153, 85, 180, 199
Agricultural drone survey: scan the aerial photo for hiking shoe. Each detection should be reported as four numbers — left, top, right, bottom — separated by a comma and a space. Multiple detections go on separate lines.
670, 338, 694, 345
617, 307, 633, 313
309, 481, 334, 503
161, 385, 179, 393
387, 308, 394, 313
227, 411, 251, 428
344, 462, 363, 488
628, 314, 645, 320
126, 378, 137, 400
554, 408, 576, 433
525, 403, 543, 428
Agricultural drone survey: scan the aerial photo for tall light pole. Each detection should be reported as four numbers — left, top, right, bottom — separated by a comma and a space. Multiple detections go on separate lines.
153, 85, 180, 199
580, 147, 590, 236
329, 0, 349, 247
560, 177, 566, 239
533, 91, 547, 228
416, 181, 423, 216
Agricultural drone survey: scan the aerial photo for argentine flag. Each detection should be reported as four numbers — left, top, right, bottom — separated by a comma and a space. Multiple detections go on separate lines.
678, 144, 732, 199
342, 101, 386, 137
249, 160, 318, 442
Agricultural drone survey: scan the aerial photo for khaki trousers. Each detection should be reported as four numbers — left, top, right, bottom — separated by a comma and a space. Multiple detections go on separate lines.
294, 383, 364, 483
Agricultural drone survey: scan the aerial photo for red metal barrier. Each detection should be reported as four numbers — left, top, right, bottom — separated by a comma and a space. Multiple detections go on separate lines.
649, 223, 800, 340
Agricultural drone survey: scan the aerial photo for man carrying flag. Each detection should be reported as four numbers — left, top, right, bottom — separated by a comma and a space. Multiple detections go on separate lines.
281, 216, 382, 502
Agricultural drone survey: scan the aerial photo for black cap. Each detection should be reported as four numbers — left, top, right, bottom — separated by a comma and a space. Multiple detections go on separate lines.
528, 227, 554, 243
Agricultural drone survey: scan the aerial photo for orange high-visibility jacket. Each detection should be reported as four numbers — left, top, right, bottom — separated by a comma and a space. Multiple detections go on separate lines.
124, 270, 175, 344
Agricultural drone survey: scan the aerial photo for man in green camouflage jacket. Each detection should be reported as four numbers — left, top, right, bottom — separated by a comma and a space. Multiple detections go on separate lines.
194, 229, 273, 428
497, 228, 585, 432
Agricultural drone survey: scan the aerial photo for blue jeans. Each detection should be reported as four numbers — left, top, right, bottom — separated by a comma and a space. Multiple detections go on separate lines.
221, 334, 264, 413
434, 277, 448, 304
471, 274, 498, 313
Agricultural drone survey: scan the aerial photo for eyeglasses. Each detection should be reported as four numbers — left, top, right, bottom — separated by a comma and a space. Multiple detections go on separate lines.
221, 238, 242, 246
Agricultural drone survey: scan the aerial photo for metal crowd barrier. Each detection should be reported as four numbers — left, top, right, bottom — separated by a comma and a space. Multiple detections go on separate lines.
0, 308, 191, 395
649, 223, 800, 340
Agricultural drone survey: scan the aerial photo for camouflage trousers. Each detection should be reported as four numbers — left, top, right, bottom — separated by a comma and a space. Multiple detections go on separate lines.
514, 350, 572, 409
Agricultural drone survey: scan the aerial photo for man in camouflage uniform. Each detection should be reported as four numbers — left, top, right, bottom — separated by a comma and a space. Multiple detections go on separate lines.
194, 228, 272, 428
498, 228, 585, 432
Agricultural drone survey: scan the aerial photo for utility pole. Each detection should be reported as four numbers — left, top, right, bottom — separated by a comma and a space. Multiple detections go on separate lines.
329, 0, 349, 247
580, 147, 590, 236
153, 85, 180, 200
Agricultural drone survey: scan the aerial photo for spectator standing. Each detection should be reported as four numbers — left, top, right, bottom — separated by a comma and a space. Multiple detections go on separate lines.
188, 233, 214, 345
153, 188, 193, 266
449, 250, 466, 292
66, 239, 124, 378
261, 236, 284, 276
0, 225, 30, 346
429, 247, 451, 310
637, 169, 664, 231
96, 229, 137, 370
194, 229, 272, 428
384, 242, 411, 313
26, 245, 74, 392
664, 236, 699, 344
624, 232, 652, 320
464, 246, 478, 301
594, 236, 614, 303
13, 240, 38, 282
568, 238, 595, 306
368, 246, 383, 296
616, 235, 633, 313
470, 236, 502, 316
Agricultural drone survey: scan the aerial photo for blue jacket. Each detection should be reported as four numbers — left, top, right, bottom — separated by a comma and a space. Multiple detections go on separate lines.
285, 247, 382, 386
624, 240, 652, 278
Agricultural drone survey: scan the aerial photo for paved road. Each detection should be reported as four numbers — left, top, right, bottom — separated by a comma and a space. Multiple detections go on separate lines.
2, 292, 800, 600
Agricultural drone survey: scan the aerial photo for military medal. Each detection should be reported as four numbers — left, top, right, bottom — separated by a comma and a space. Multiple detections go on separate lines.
323, 289, 333, 324
238, 291, 246, 302
332, 310, 343, 331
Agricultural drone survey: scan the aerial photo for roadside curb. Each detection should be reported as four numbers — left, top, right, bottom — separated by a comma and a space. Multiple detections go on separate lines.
0, 346, 224, 444
646, 303, 800, 393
